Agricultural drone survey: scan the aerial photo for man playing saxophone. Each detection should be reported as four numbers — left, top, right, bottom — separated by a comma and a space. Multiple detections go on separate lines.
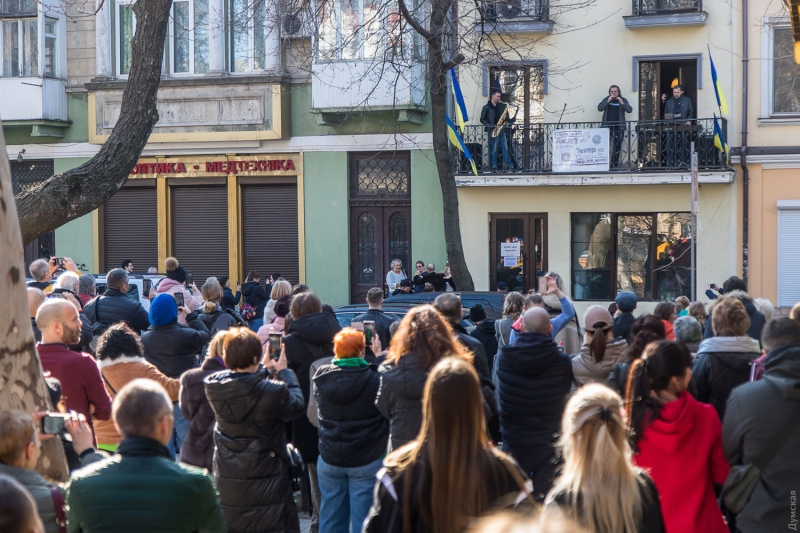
480, 89, 516, 172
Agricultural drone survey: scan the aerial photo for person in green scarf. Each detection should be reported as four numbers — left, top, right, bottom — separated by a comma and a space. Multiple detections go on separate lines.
312, 327, 389, 533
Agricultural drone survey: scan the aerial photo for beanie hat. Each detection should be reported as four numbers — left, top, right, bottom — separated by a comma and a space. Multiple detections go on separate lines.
150, 293, 178, 327
165, 257, 187, 284
274, 295, 292, 318
469, 304, 487, 323
615, 291, 638, 313
583, 305, 614, 333
399, 279, 412, 288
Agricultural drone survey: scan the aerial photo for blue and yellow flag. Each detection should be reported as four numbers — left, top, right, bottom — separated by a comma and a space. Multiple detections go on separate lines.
450, 68, 469, 133
708, 48, 729, 115
713, 114, 729, 164
447, 114, 478, 176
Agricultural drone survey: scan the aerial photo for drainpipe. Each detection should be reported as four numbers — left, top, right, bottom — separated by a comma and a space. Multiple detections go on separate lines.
740, 0, 750, 285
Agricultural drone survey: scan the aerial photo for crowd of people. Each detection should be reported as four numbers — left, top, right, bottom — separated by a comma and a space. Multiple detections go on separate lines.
2, 256, 798, 533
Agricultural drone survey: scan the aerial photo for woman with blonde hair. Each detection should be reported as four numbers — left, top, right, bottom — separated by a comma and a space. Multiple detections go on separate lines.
196, 281, 243, 335
377, 305, 472, 450
544, 383, 664, 533
365, 357, 532, 533
263, 279, 292, 323
496, 292, 524, 348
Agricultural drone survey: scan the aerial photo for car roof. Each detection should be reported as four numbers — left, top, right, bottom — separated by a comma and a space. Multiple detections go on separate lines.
378, 292, 506, 320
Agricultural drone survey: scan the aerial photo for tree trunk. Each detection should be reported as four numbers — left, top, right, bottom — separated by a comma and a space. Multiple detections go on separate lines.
0, 128, 69, 482
15, 0, 173, 245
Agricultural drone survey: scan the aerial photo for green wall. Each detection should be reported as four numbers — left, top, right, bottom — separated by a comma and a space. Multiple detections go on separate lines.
303, 151, 350, 307
53, 158, 95, 273
410, 149, 446, 270
2, 93, 89, 145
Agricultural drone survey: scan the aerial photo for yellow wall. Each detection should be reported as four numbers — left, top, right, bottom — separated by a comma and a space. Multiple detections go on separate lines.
457, 183, 737, 316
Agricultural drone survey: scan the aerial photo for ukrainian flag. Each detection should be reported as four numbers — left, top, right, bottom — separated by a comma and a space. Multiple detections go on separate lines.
713, 114, 729, 164
450, 68, 469, 133
708, 49, 729, 115
447, 114, 478, 176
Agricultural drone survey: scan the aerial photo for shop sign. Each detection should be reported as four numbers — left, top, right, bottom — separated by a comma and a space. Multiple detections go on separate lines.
130, 157, 297, 176
552, 129, 609, 173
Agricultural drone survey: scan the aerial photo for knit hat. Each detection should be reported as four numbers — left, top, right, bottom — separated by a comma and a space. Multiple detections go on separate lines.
469, 304, 487, 322
274, 295, 292, 318
164, 257, 187, 284
583, 305, 614, 332
150, 293, 178, 327
399, 279, 412, 288
615, 291, 638, 313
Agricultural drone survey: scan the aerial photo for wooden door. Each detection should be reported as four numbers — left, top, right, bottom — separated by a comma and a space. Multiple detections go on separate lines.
490, 213, 548, 293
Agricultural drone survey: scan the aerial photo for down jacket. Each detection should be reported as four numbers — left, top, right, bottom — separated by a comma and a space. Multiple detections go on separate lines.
703, 291, 766, 342
179, 356, 226, 471
156, 278, 203, 312
693, 335, 761, 420
204, 367, 306, 533
242, 281, 270, 319
141, 315, 210, 378
376, 353, 428, 451
84, 289, 150, 334
313, 363, 388, 468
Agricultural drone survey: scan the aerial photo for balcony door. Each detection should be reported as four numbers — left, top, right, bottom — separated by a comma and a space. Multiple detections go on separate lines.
638, 58, 698, 121
349, 153, 411, 304
490, 213, 548, 293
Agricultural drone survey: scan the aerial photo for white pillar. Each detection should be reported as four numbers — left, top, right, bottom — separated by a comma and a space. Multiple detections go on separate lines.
206, 0, 226, 75
94, 0, 112, 78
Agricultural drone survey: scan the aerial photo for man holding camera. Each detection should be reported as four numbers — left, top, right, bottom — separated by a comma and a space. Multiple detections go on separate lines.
27, 257, 81, 294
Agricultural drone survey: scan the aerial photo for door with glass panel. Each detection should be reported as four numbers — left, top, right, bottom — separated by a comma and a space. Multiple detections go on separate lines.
490, 213, 548, 294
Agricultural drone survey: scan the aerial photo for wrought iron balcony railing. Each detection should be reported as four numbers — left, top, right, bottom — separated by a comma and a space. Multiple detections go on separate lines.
481, 0, 549, 21
453, 118, 729, 175
632, 0, 702, 16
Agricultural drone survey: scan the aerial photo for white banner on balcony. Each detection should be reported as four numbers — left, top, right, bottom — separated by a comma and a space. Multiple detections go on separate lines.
552, 128, 610, 173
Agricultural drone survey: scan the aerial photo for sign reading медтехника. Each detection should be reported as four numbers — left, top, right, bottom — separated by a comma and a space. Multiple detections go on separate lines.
130, 158, 297, 176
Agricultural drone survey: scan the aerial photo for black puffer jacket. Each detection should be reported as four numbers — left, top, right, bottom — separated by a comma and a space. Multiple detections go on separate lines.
84, 289, 150, 334
703, 291, 766, 342
693, 336, 761, 420
205, 367, 305, 533
495, 332, 573, 448
179, 356, 226, 471
284, 310, 341, 462
197, 305, 242, 336
376, 353, 429, 451
471, 319, 498, 370
242, 281, 269, 319
141, 316, 210, 378
314, 363, 388, 468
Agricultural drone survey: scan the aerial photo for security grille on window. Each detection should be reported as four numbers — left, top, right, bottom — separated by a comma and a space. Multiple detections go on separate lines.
171, 0, 209, 74
10, 160, 54, 196
571, 212, 694, 301
317, 0, 407, 61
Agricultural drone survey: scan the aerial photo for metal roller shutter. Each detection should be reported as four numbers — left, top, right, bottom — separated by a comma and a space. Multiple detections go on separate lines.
778, 206, 800, 307
104, 187, 158, 274
242, 184, 299, 285
172, 186, 229, 283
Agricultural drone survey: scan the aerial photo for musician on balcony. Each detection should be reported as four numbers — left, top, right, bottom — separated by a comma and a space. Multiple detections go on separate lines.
480, 89, 516, 173
661, 85, 694, 168
597, 85, 633, 169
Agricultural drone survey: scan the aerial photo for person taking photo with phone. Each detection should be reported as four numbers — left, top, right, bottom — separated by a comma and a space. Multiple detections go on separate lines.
155, 257, 203, 312
597, 85, 633, 169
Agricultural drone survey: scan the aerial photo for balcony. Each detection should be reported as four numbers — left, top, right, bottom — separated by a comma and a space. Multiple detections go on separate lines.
624, 0, 707, 28
453, 118, 733, 186
477, 0, 553, 34
0, 78, 69, 136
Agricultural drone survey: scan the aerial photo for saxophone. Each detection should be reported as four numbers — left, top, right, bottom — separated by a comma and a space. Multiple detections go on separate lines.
492, 105, 509, 138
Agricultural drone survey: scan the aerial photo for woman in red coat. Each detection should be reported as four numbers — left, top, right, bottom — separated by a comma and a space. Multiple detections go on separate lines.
626, 340, 729, 533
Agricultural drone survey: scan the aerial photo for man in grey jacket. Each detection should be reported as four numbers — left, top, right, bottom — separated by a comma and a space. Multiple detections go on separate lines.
597, 85, 633, 168
723, 317, 800, 533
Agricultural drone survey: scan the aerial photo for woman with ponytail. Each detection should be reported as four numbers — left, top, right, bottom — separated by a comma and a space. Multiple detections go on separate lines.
625, 341, 729, 533
571, 306, 629, 387
607, 315, 666, 397
544, 383, 664, 533
197, 282, 243, 336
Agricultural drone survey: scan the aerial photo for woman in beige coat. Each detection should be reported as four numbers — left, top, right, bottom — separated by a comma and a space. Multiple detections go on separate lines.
570, 306, 629, 387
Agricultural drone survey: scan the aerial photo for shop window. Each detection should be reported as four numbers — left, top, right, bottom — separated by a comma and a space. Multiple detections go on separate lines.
171, 0, 209, 75
571, 212, 694, 301
1, 0, 39, 78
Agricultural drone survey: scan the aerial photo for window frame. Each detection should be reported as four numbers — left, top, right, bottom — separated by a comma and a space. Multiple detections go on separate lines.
43, 16, 56, 77
169, 0, 208, 76
761, 18, 800, 118
0, 16, 38, 77
115, 0, 136, 77
570, 212, 694, 302
315, 0, 407, 63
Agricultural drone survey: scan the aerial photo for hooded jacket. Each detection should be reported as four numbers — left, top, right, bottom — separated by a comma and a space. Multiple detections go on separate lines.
693, 335, 760, 420
471, 319, 499, 370
613, 311, 636, 343
570, 338, 629, 387
722, 343, 800, 533
155, 278, 204, 312
221, 286, 241, 311
703, 291, 766, 342
376, 353, 429, 451
204, 367, 306, 533
242, 281, 270, 319
632, 392, 729, 533
495, 332, 573, 448
141, 314, 210, 378
283, 310, 341, 462
180, 356, 226, 471
314, 363, 388, 468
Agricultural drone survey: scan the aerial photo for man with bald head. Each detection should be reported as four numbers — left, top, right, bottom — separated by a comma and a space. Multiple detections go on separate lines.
36, 300, 111, 439
493, 306, 574, 502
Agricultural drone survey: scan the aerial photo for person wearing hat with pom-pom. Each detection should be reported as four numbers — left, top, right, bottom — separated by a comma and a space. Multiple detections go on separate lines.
155, 257, 204, 313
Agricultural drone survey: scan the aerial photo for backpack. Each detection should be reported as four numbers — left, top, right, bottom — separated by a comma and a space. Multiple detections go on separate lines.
240, 303, 256, 320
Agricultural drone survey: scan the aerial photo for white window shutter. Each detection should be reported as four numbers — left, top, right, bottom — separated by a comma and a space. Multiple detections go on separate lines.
778, 205, 800, 307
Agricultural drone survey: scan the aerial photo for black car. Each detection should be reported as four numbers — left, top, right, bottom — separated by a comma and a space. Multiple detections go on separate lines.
381, 291, 507, 320
332, 303, 414, 328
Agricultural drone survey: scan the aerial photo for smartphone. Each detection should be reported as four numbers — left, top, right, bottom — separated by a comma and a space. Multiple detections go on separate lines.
268, 333, 282, 361
51, 257, 64, 268
538, 276, 549, 294
40, 413, 68, 435
142, 279, 152, 296
364, 321, 376, 344
173, 292, 185, 308
185, 271, 193, 287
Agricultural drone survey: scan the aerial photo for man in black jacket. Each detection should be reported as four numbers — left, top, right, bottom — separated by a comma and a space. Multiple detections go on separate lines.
84, 269, 150, 335
141, 293, 210, 457
723, 318, 800, 533
597, 85, 633, 168
241, 272, 271, 330
480, 89, 516, 172
352, 288, 396, 350
494, 307, 574, 501
469, 304, 498, 371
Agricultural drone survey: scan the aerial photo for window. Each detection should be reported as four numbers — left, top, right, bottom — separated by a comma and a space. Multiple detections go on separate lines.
777, 201, 800, 307
117, 0, 135, 76
171, 0, 209, 74
772, 27, 800, 115
230, 0, 279, 72
1, 0, 38, 78
44, 18, 56, 76
488, 65, 545, 127
316, 0, 405, 61
571, 212, 694, 301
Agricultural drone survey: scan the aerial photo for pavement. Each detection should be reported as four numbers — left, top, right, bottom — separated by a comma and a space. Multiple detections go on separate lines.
299, 511, 312, 533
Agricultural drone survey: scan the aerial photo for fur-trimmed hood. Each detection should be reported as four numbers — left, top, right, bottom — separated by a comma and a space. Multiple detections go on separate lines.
97, 355, 148, 369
